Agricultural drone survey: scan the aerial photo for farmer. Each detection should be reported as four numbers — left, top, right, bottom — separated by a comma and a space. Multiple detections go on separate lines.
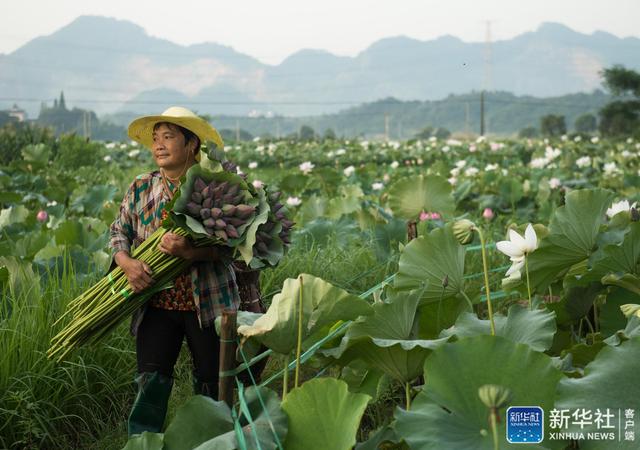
109, 106, 240, 436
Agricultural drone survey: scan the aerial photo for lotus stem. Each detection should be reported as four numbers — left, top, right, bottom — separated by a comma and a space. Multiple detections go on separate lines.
475, 227, 496, 336
490, 410, 499, 450
525, 255, 532, 310
405, 382, 412, 411
294, 275, 304, 389
283, 353, 289, 399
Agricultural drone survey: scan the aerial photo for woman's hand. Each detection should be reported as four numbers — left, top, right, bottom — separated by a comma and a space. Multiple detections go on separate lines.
114, 251, 155, 293
158, 232, 195, 260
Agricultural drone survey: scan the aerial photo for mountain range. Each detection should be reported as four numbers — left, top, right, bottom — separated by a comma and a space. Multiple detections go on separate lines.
1, 15, 638, 118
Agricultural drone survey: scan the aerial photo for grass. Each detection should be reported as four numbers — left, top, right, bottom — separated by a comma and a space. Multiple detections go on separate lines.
1, 228, 391, 449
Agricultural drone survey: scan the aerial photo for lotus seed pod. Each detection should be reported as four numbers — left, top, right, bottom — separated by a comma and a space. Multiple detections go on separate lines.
226, 225, 239, 238
478, 384, 512, 410
200, 208, 211, 219
194, 177, 207, 192
186, 202, 201, 216
222, 204, 237, 216
215, 219, 227, 229
203, 218, 216, 228
452, 219, 476, 245
202, 198, 214, 209
191, 192, 203, 204
210, 207, 223, 219
215, 229, 228, 241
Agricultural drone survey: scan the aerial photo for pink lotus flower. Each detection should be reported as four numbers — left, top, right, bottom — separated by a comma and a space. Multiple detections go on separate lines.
37, 210, 48, 222
419, 211, 441, 221
482, 208, 494, 220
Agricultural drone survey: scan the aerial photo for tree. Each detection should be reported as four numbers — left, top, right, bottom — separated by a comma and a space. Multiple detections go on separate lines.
298, 125, 316, 141
599, 65, 640, 137
323, 128, 336, 140
574, 113, 597, 134
518, 126, 539, 138
540, 114, 566, 137
414, 125, 434, 139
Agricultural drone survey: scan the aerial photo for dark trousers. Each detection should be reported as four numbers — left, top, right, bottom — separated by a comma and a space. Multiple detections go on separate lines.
136, 306, 221, 383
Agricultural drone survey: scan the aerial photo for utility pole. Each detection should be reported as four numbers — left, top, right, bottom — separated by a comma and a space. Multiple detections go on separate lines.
480, 91, 485, 136
384, 113, 390, 141
235, 119, 240, 142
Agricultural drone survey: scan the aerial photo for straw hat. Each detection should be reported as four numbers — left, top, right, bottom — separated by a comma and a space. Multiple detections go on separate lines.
127, 106, 224, 154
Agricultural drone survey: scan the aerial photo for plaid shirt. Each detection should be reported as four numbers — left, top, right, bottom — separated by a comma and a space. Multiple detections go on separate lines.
109, 170, 240, 334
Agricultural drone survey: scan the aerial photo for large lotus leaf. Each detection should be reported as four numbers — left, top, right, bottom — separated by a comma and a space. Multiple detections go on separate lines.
554, 336, 640, 450
121, 431, 164, 450
325, 290, 450, 382
417, 295, 468, 339
71, 184, 118, 216
163, 396, 233, 450
439, 305, 557, 352
356, 424, 409, 450
0, 205, 29, 229
327, 184, 364, 219
237, 274, 372, 355
281, 378, 370, 450
394, 335, 564, 450
22, 143, 50, 165
394, 223, 465, 303
515, 189, 613, 293
238, 188, 271, 264
340, 361, 390, 402
602, 272, 640, 297
194, 386, 288, 450
604, 315, 640, 346
387, 174, 454, 220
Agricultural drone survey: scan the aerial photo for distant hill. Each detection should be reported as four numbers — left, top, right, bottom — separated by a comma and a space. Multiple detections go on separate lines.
1, 16, 636, 118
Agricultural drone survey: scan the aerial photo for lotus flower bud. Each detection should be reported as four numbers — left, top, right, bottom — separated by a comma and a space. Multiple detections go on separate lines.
270, 191, 281, 202
215, 229, 228, 241
215, 219, 227, 229
226, 217, 245, 227
210, 207, 223, 219
201, 186, 211, 199
226, 225, 239, 238
258, 231, 272, 241
202, 198, 214, 209
203, 218, 216, 228
478, 384, 512, 410
191, 192, 203, 204
256, 241, 269, 253
453, 219, 476, 245
37, 210, 48, 222
194, 177, 207, 192
235, 204, 255, 218
217, 181, 229, 192
222, 204, 237, 216
200, 208, 211, 219
281, 236, 291, 245
223, 193, 236, 204
205, 226, 215, 236
186, 202, 201, 216
262, 222, 275, 233
227, 183, 240, 196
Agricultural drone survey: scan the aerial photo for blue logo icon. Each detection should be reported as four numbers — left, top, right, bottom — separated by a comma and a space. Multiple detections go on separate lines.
506, 406, 544, 444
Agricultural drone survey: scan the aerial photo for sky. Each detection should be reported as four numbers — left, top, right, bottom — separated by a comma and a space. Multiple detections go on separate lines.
1, 0, 639, 65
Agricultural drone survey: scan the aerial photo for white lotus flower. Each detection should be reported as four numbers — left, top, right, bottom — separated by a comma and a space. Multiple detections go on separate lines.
390, 161, 400, 169
336, 148, 346, 156
529, 157, 549, 169
591, 136, 599, 144
103, 155, 112, 162
464, 167, 479, 177
252, 179, 264, 189
606, 200, 637, 218
371, 182, 384, 191
549, 178, 561, 189
248, 161, 258, 169
497, 224, 538, 279
343, 165, 356, 176
299, 161, 315, 174
286, 196, 302, 207
576, 156, 591, 168
455, 160, 467, 169
485, 163, 499, 171
128, 149, 140, 158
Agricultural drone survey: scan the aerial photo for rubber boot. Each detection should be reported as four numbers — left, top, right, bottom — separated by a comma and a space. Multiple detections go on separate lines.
193, 377, 219, 401
127, 372, 173, 436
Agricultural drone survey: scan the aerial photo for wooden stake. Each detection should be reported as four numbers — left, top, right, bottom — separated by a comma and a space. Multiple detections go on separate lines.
218, 309, 237, 407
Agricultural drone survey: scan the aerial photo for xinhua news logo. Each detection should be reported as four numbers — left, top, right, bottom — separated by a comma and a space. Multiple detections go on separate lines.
507, 406, 544, 444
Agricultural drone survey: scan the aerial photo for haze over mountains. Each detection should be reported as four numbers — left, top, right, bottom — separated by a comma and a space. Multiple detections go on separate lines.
1, 15, 639, 118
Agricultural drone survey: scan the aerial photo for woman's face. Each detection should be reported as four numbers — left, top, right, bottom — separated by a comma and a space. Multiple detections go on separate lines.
151, 123, 194, 171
